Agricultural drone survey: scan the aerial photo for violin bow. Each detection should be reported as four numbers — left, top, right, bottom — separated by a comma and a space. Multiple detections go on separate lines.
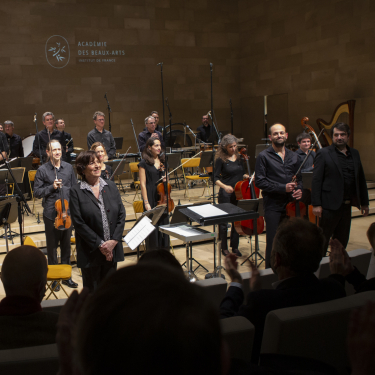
155, 150, 203, 184
109, 146, 131, 180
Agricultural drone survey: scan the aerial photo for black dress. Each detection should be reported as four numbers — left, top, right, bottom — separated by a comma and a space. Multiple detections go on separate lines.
214, 157, 245, 251
101, 164, 114, 181
138, 159, 169, 250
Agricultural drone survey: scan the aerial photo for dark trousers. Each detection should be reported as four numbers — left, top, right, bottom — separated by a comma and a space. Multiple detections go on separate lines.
320, 203, 352, 254
145, 213, 170, 251
218, 189, 240, 251
81, 262, 117, 293
264, 210, 286, 269
43, 216, 72, 265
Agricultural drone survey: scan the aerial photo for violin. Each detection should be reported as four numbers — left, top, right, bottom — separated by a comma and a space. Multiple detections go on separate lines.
54, 179, 72, 230
156, 163, 175, 213
285, 175, 306, 218
234, 148, 265, 236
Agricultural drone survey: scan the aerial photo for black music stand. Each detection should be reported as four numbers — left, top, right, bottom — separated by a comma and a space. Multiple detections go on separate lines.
166, 153, 181, 189
114, 137, 123, 151
0, 197, 18, 253
237, 198, 265, 267
179, 203, 259, 279
170, 200, 211, 225
19, 157, 34, 208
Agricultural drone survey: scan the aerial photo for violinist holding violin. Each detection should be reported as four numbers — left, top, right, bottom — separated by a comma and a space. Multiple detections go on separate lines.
139, 137, 170, 250
255, 124, 302, 268
214, 134, 249, 257
34, 140, 78, 290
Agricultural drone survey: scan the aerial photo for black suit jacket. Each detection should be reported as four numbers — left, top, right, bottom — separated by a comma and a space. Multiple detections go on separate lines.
70, 180, 126, 268
220, 274, 346, 362
311, 144, 368, 210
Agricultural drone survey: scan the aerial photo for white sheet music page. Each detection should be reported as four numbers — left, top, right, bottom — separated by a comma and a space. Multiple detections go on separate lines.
123, 216, 155, 250
164, 225, 203, 238
187, 204, 226, 218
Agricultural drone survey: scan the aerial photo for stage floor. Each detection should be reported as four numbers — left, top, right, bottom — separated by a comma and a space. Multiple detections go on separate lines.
0, 179, 373, 300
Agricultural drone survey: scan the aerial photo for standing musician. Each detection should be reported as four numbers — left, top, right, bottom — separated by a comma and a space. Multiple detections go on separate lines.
138, 116, 164, 152
4, 121, 23, 158
139, 137, 170, 250
70, 151, 126, 292
311, 122, 369, 253
255, 123, 302, 268
214, 134, 249, 257
32, 112, 67, 163
33, 140, 77, 290
197, 114, 211, 143
55, 118, 73, 163
150, 111, 164, 133
87, 111, 116, 160
90, 142, 114, 181
0, 131, 9, 198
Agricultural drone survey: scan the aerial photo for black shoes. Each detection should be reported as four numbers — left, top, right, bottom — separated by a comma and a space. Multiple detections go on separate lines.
62, 278, 78, 288
51, 281, 60, 292
232, 249, 242, 257
221, 249, 230, 257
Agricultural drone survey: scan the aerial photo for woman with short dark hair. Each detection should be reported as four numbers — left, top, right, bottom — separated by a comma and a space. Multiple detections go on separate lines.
70, 150, 126, 291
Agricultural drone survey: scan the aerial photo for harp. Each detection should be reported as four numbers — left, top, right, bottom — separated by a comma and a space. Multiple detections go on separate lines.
316, 100, 355, 147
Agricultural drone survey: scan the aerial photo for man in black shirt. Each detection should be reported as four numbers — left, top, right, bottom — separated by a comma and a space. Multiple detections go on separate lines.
312, 122, 369, 253
87, 111, 116, 159
32, 112, 67, 163
34, 140, 78, 290
255, 123, 302, 268
4, 121, 24, 158
197, 114, 211, 143
55, 118, 73, 163
138, 116, 164, 152
0, 131, 9, 197
151, 111, 163, 133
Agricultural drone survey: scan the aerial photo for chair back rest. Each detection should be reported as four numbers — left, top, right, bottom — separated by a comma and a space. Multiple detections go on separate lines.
129, 162, 139, 173
318, 248, 372, 295
240, 268, 278, 303
195, 277, 228, 310
261, 291, 375, 371
41, 299, 67, 314
28, 170, 37, 183
133, 200, 144, 217
181, 157, 201, 169
367, 250, 375, 279
23, 236, 37, 247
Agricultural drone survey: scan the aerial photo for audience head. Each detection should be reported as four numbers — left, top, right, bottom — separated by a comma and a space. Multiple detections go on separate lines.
1, 245, 47, 302
75, 264, 227, 375
138, 249, 183, 273
271, 218, 325, 278
367, 222, 375, 251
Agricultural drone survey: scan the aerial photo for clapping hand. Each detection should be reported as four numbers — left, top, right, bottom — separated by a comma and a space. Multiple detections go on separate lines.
224, 253, 242, 284
329, 238, 354, 276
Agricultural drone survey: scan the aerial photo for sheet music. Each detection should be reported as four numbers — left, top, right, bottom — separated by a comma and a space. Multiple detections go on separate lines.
187, 204, 227, 218
123, 216, 155, 250
164, 225, 204, 238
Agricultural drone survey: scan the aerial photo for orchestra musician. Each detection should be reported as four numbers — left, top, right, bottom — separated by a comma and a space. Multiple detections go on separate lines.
33, 140, 77, 290
214, 134, 249, 257
139, 137, 170, 250
0, 130, 9, 198
197, 114, 211, 143
311, 122, 369, 253
138, 116, 164, 152
87, 111, 116, 160
55, 118, 73, 163
0, 124, 3, 132
255, 123, 302, 268
32, 112, 67, 163
90, 142, 114, 181
4, 121, 23, 158
151, 111, 163, 133
70, 150, 126, 292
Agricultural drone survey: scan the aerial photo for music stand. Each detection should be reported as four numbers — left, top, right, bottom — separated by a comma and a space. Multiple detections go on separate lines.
0, 198, 18, 253
166, 153, 181, 189
19, 157, 34, 208
170, 200, 211, 225
114, 137, 123, 150
237, 198, 265, 267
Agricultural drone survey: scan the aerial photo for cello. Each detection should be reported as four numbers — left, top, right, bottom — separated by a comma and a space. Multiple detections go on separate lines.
234, 148, 265, 236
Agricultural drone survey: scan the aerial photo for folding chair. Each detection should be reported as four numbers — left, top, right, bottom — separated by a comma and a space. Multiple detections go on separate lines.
181, 157, 211, 200
24, 236, 72, 300
28, 170, 37, 213
129, 162, 141, 201
70, 233, 82, 276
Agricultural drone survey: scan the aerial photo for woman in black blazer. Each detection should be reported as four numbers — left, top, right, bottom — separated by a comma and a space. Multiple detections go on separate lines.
70, 150, 126, 292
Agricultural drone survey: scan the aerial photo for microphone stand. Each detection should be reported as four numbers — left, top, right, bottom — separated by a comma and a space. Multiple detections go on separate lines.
165, 97, 173, 148
34, 114, 43, 165
157, 62, 166, 140
230, 98, 234, 134
104, 93, 112, 133
130, 119, 141, 156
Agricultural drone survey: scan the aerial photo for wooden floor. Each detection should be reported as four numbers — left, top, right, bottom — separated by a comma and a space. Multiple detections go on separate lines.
0, 179, 373, 300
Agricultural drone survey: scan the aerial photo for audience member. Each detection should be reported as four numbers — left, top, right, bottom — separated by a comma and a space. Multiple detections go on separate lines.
220, 218, 346, 363
0, 245, 58, 349
329, 223, 375, 293
138, 248, 183, 272
56, 264, 229, 375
